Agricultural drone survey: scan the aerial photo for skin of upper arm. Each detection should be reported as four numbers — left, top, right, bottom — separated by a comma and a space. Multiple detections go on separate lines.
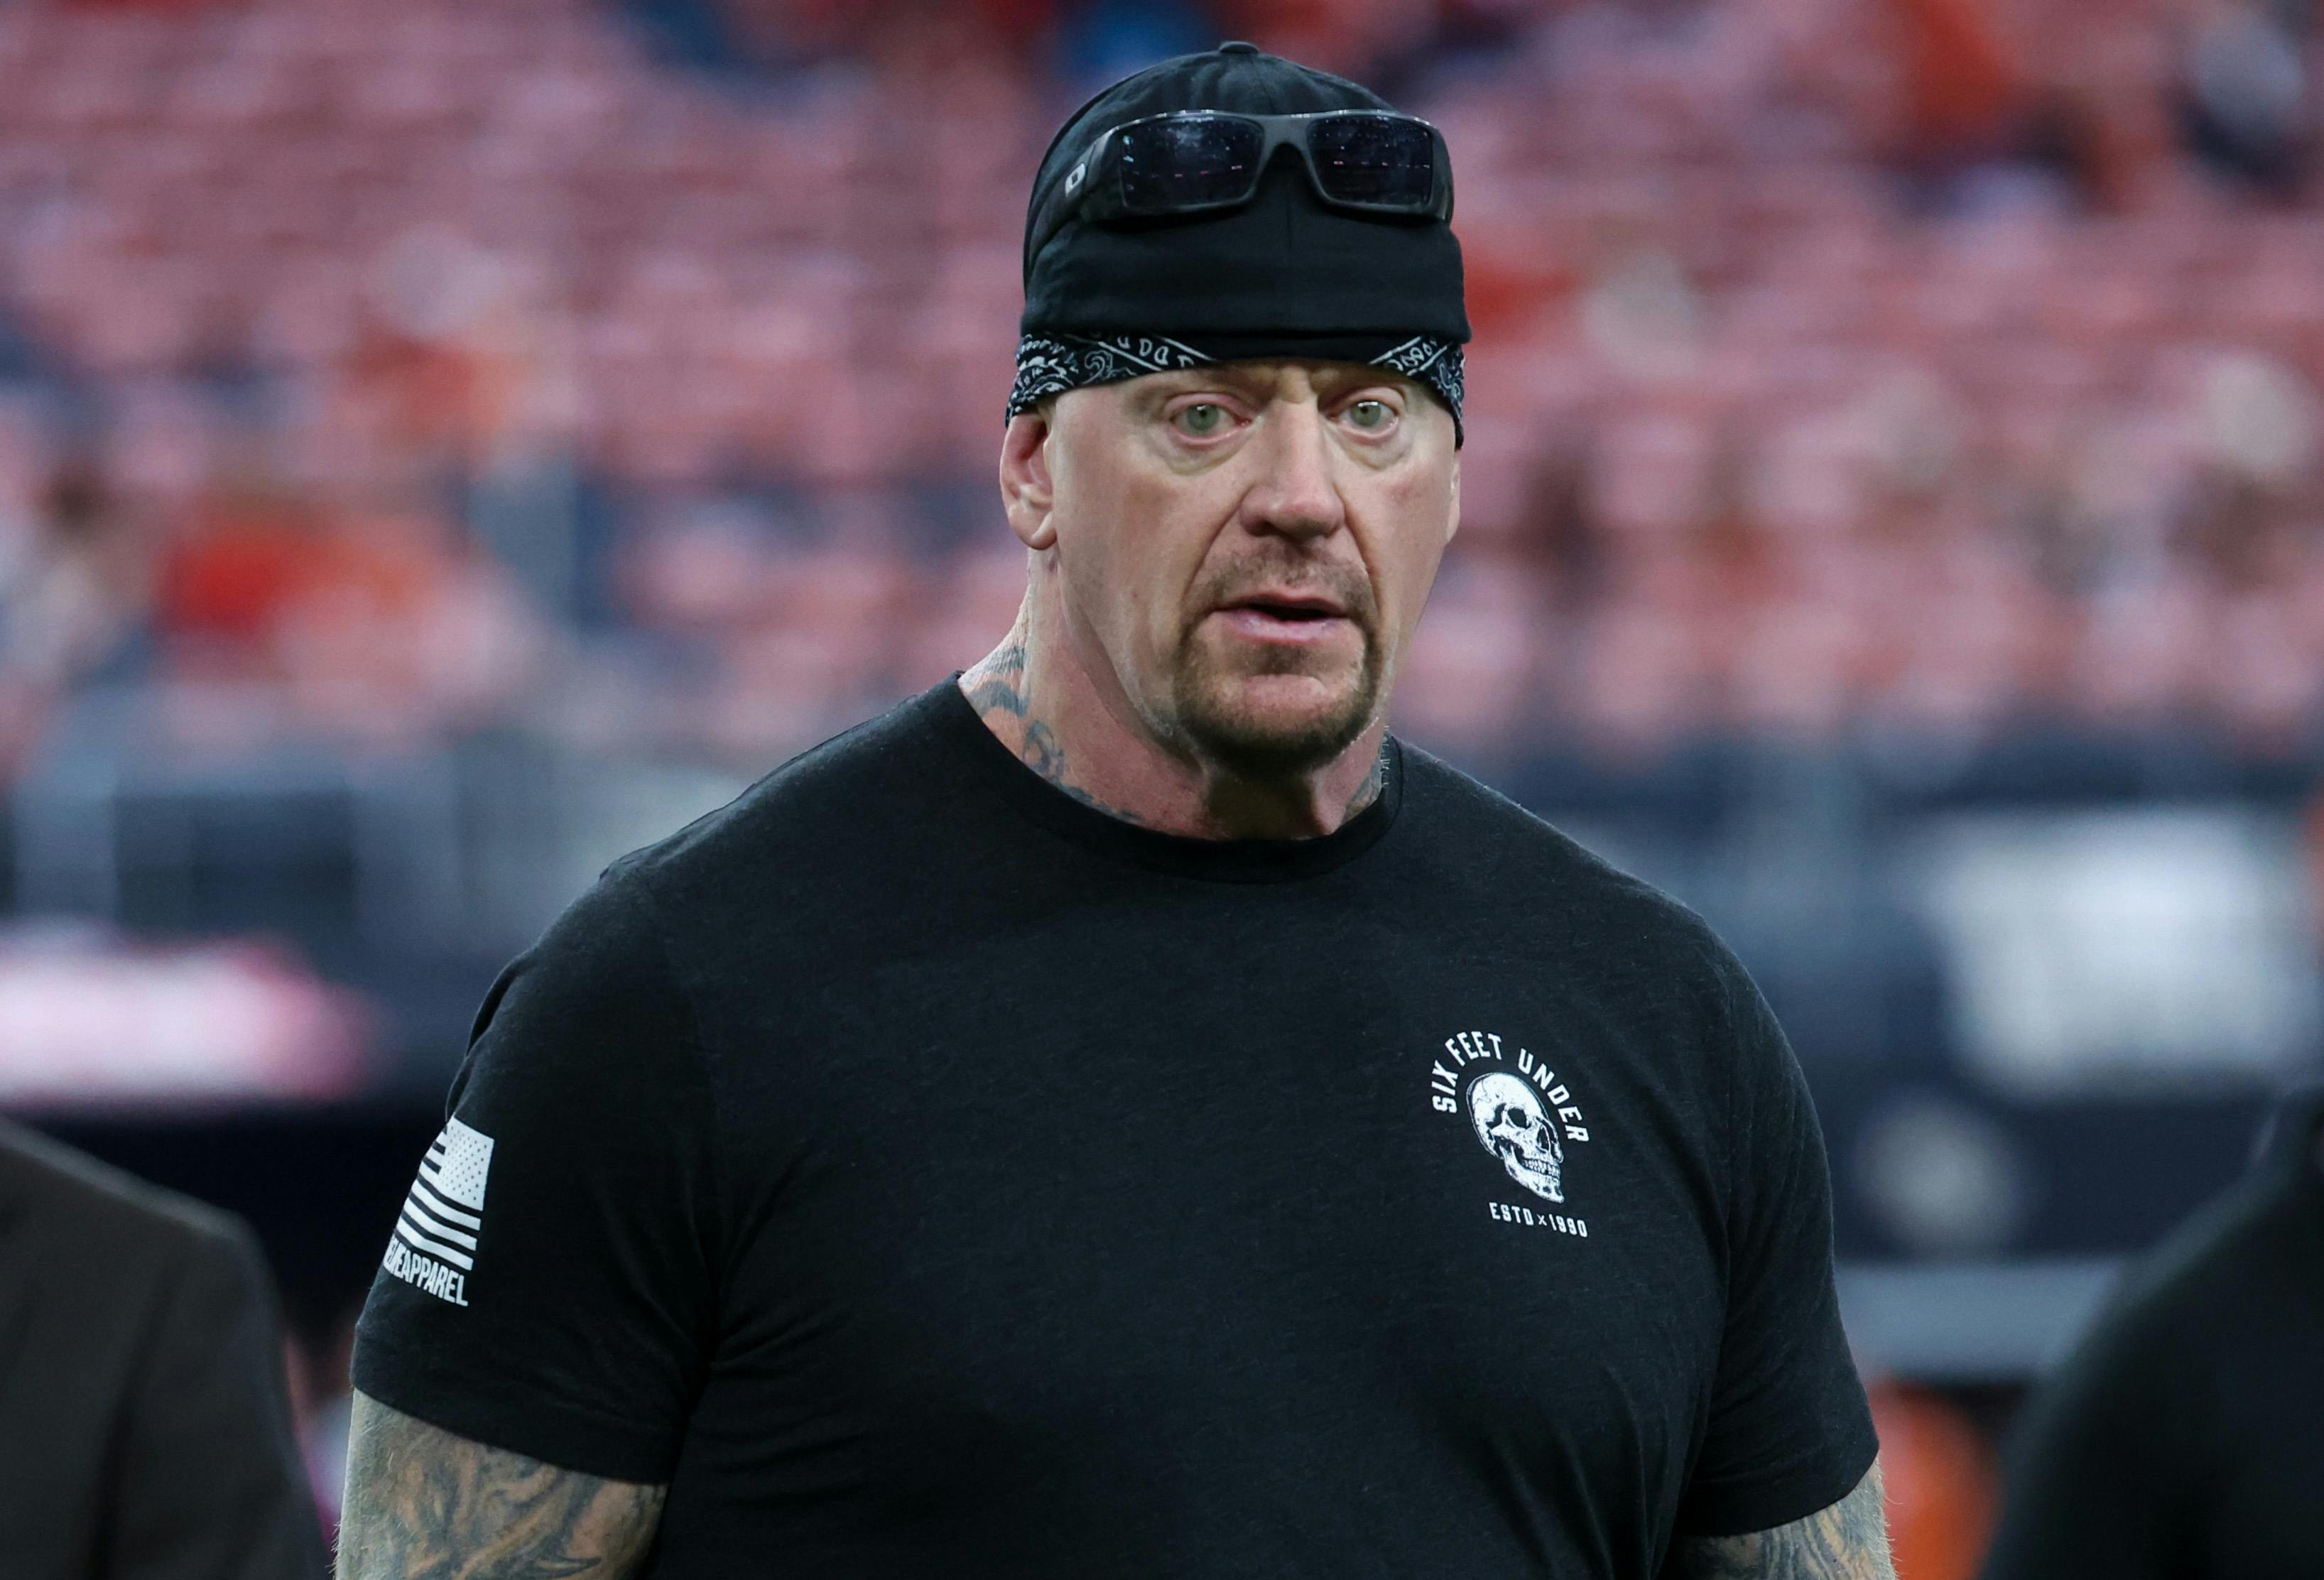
1663, 1461, 1896, 1580
337, 1389, 668, 1579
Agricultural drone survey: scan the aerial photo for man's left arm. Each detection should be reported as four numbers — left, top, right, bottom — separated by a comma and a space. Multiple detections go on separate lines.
1668, 951, 1884, 1567
1666, 1463, 1894, 1579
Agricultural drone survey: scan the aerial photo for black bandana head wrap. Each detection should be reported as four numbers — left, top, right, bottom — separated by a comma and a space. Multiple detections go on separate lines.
1006, 331, 1465, 442
1013, 43, 1469, 444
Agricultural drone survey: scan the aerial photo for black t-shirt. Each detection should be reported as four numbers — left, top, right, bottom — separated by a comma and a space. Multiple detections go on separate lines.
1980, 1088, 2324, 1580
354, 680, 1875, 1578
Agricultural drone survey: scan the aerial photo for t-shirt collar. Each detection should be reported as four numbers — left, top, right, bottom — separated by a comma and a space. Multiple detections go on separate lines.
930, 676, 1401, 884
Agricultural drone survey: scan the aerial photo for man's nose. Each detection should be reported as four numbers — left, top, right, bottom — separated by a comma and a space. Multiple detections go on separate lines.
1238, 401, 1347, 541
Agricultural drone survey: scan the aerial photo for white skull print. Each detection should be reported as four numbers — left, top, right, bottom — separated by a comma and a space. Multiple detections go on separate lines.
1467, 1072, 1565, 1203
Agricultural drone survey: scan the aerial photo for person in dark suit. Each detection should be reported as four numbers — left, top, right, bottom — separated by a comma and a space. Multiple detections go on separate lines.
0, 1118, 327, 1580
1980, 1086, 2324, 1580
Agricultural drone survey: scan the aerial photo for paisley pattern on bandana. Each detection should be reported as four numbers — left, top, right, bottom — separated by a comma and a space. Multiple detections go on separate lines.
1006, 334, 1212, 418
1007, 332, 1465, 443
1368, 336, 1465, 418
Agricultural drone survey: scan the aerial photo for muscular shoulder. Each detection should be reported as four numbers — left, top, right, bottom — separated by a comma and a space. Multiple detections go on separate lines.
1397, 744, 1741, 992
475, 691, 977, 1079
613, 690, 957, 902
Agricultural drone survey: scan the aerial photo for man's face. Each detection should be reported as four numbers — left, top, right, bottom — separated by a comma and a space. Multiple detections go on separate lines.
1033, 360, 1460, 776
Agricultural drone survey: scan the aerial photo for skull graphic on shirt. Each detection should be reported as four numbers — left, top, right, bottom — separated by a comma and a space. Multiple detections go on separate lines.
1467, 1072, 1565, 1203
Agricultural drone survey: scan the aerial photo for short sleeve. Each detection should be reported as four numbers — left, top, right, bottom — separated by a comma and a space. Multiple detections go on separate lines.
1673, 958, 1879, 1536
352, 870, 720, 1485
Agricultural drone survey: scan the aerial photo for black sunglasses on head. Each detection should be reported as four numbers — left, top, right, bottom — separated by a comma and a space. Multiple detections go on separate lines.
1027, 109, 1454, 269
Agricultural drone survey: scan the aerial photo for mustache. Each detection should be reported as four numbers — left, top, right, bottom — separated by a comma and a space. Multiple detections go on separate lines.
1184, 555, 1379, 635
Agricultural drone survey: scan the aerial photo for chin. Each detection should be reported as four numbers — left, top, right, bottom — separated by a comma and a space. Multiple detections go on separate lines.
1175, 666, 1377, 779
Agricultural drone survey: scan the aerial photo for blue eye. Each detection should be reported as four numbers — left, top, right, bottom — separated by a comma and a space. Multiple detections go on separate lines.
1175, 403, 1227, 436
1347, 399, 1394, 431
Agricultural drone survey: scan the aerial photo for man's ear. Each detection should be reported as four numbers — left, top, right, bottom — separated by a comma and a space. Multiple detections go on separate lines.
1000, 411, 1059, 551
1444, 449, 1462, 546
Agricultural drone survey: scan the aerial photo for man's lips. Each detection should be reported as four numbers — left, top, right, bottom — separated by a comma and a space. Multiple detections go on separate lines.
1208, 592, 1360, 644
1217, 590, 1350, 619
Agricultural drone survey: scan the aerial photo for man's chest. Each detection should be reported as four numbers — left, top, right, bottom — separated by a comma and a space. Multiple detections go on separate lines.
691, 934, 1734, 1524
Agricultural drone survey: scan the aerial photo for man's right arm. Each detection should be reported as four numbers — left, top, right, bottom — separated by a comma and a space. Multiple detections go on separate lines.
337, 1390, 666, 1579
344, 873, 718, 1576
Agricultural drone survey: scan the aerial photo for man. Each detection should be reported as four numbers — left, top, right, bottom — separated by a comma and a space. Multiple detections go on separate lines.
342, 43, 1891, 1579
1980, 1086, 2324, 1580
0, 1118, 326, 1580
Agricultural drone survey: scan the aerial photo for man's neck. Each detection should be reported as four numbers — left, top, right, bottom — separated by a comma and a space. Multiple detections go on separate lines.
959, 600, 1386, 842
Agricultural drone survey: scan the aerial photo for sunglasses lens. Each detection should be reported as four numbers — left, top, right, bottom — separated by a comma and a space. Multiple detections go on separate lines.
1117, 116, 1265, 212
1308, 114, 1437, 207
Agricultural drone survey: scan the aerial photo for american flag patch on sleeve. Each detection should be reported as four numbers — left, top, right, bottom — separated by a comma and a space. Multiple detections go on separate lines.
383, 1117, 494, 1306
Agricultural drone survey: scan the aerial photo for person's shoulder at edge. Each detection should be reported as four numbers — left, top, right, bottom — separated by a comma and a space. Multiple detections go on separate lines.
480, 686, 964, 1022
1980, 1092, 2323, 1580
2074, 1093, 2324, 1356
0, 1117, 264, 1275
1396, 740, 1734, 965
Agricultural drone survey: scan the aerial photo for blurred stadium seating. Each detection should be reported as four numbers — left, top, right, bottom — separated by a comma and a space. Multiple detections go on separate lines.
2, 0, 2320, 1554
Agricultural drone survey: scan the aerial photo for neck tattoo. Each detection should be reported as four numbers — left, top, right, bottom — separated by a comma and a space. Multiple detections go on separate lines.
961, 642, 1387, 837
1344, 744, 1388, 822
962, 643, 1146, 826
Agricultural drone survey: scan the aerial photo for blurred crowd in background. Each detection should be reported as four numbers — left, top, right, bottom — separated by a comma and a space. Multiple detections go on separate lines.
5, 0, 2324, 772
5, 0, 2324, 1571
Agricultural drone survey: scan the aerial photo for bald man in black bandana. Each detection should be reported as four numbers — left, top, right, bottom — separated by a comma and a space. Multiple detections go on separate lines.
342, 43, 1890, 1580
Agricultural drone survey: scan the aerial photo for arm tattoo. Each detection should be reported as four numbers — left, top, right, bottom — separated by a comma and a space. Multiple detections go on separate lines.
337, 1390, 666, 1579
1666, 1463, 1894, 1580
960, 640, 1145, 824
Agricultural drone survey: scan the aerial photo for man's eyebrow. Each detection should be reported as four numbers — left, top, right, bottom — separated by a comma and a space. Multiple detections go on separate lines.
1139, 366, 1274, 397
1136, 363, 1411, 405
1123, 369, 1263, 417
1310, 365, 1415, 399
